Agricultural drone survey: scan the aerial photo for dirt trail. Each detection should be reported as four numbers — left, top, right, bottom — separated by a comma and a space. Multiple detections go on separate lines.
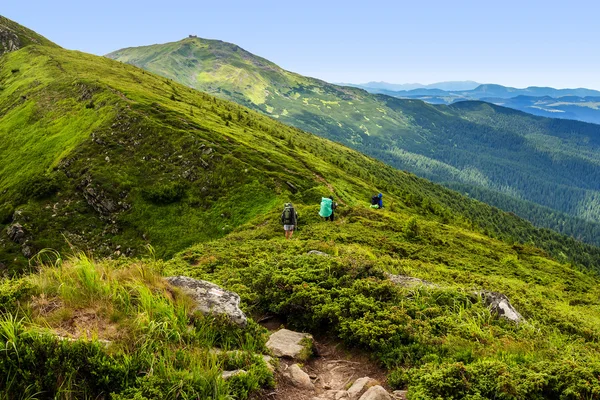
253, 326, 388, 400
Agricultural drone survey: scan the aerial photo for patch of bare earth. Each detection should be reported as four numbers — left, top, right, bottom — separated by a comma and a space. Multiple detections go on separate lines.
31, 295, 121, 341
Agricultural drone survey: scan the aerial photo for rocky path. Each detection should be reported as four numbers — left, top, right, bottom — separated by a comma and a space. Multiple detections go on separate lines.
253, 327, 406, 400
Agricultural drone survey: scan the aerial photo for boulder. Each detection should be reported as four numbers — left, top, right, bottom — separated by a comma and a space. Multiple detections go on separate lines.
307, 250, 330, 257
359, 386, 392, 400
165, 276, 247, 327
284, 363, 314, 390
6, 223, 26, 244
480, 291, 523, 323
221, 369, 246, 380
266, 328, 313, 360
348, 377, 379, 400
386, 273, 436, 288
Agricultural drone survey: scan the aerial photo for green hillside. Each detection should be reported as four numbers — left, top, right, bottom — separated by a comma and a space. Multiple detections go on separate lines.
2, 17, 600, 399
107, 38, 600, 243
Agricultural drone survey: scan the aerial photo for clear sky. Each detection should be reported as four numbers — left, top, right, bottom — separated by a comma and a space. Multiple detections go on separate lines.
3, 0, 599, 89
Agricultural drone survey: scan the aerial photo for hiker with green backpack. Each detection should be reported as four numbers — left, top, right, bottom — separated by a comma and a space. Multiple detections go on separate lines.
281, 203, 299, 239
319, 196, 337, 221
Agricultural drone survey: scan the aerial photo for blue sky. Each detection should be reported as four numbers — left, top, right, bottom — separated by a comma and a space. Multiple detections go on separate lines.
3, 0, 599, 89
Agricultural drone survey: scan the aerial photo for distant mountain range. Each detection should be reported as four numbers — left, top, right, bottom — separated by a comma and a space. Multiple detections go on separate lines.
339, 81, 482, 92
349, 83, 600, 124
107, 37, 600, 246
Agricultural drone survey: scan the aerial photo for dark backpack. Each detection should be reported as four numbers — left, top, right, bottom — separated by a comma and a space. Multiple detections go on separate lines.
282, 206, 295, 224
371, 195, 379, 205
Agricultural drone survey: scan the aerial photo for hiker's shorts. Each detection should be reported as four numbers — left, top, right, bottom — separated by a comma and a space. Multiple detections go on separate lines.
283, 224, 295, 231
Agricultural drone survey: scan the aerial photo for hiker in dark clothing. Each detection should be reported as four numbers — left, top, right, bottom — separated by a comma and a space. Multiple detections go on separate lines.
370, 193, 383, 209
327, 196, 338, 221
281, 202, 299, 239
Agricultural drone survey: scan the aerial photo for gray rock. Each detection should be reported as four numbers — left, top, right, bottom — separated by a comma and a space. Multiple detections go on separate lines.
284, 364, 314, 390
359, 386, 392, 400
307, 250, 330, 257
348, 377, 379, 400
480, 291, 523, 323
0, 27, 21, 55
386, 273, 436, 288
166, 276, 247, 327
262, 355, 276, 372
6, 223, 26, 244
21, 244, 34, 258
221, 369, 246, 380
266, 328, 313, 360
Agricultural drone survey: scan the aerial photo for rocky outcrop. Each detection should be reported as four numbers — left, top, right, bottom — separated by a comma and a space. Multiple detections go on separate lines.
165, 276, 247, 327
0, 28, 20, 54
6, 223, 26, 244
266, 328, 313, 360
79, 177, 130, 220
6, 223, 35, 258
480, 291, 523, 323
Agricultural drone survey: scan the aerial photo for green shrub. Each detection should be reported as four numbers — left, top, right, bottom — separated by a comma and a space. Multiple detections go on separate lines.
142, 182, 186, 204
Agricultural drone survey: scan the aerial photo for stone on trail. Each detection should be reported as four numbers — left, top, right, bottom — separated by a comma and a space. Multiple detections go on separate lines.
392, 390, 408, 400
315, 390, 350, 399
165, 276, 247, 327
285, 363, 315, 390
266, 328, 313, 360
348, 377, 379, 400
359, 385, 392, 400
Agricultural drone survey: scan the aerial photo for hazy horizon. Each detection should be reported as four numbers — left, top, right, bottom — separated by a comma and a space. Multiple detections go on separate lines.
3, 0, 599, 90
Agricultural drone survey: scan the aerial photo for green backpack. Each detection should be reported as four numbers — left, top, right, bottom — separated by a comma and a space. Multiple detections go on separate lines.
282, 205, 295, 224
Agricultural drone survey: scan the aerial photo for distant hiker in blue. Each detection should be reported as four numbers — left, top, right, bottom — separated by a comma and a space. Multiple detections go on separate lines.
319, 196, 337, 221
370, 193, 383, 209
281, 203, 298, 239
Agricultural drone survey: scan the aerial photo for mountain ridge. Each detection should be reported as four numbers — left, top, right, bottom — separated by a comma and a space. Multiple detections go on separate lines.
105, 36, 600, 245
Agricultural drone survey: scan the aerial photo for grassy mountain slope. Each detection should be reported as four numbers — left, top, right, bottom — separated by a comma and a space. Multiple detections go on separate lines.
2, 36, 600, 271
0, 15, 58, 54
106, 39, 600, 235
2, 19, 600, 399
